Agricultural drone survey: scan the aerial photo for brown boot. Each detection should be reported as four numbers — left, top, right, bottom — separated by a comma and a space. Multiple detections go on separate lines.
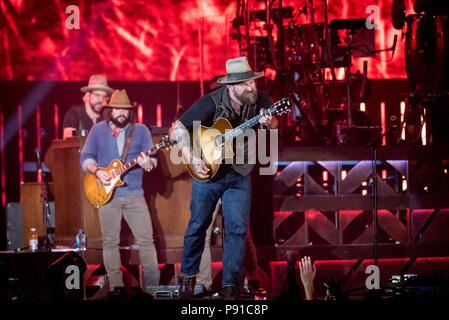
178, 275, 196, 299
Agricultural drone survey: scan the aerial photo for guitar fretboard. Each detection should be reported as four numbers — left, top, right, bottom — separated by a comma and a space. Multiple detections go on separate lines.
114, 141, 166, 175
222, 98, 289, 142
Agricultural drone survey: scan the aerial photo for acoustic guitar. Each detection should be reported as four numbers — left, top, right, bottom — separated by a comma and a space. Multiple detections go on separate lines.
84, 136, 176, 207
185, 98, 292, 182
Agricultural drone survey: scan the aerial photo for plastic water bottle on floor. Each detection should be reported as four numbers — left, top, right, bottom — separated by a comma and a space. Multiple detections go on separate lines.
76, 229, 87, 251
29, 228, 38, 252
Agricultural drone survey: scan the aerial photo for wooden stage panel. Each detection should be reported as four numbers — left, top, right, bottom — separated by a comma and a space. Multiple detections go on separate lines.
144, 134, 193, 261
21, 182, 54, 248
45, 137, 102, 248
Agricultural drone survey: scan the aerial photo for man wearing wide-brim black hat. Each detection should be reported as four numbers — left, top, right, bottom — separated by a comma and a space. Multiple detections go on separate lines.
172, 56, 278, 299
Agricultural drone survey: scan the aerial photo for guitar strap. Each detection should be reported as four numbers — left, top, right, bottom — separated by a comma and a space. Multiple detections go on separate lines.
121, 121, 136, 162
241, 104, 252, 123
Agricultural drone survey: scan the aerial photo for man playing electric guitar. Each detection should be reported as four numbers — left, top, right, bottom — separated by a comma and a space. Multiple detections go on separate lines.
80, 89, 160, 298
172, 56, 278, 299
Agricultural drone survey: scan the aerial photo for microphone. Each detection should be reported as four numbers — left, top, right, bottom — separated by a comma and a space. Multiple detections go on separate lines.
35, 147, 42, 172
35, 147, 41, 161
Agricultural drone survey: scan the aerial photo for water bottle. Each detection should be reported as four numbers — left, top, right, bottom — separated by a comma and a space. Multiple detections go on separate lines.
29, 228, 38, 252
76, 229, 87, 250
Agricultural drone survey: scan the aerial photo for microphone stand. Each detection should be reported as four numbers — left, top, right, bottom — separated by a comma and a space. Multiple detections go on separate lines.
372, 138, 379, 266
367, 123, 404, 266
35, 148, 54, 251
367, 95, 424, 266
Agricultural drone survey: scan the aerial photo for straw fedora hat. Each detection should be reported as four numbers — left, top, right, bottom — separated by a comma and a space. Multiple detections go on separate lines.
105, 89, 137, 109
80, 75, 114, 94
217, 56, 264, 84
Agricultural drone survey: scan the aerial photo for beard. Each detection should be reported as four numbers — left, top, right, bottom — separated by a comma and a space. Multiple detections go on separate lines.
110, 113, 131, 128
233, 87, 258, 105
90, 101, 104, 114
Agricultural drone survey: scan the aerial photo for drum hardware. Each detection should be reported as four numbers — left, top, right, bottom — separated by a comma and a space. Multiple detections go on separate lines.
230, 0, 400, 146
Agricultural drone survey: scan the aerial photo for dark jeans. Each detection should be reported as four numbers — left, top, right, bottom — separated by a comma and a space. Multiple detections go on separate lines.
181, 169, 251, 286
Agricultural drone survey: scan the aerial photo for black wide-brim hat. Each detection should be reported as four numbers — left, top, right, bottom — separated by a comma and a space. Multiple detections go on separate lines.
217, 56, 264, 84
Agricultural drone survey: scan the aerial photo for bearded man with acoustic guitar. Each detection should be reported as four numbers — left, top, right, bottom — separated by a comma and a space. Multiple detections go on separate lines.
172, 56, 278, 299
80, 89, 160, 298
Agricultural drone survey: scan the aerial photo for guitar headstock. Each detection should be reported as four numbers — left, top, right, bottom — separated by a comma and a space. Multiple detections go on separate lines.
160, 135, 177, 150
272, 98, 292, 116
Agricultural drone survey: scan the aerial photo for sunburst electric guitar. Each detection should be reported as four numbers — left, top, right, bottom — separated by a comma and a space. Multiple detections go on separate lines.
185, 98, 292, 182
84, 136, 177, 207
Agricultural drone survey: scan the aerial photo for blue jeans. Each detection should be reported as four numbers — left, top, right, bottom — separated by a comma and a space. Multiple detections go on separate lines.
181, 169, 251, 286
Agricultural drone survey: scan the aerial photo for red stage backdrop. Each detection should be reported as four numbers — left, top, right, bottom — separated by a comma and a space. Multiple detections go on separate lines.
0, 0, 415, 81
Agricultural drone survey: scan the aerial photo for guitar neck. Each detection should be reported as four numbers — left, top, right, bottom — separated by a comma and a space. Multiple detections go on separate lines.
223, 104, 278, 142
114, 142, 163, 175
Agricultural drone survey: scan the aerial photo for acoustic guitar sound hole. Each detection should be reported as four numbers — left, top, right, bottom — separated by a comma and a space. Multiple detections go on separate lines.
214, 135, 224, 149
